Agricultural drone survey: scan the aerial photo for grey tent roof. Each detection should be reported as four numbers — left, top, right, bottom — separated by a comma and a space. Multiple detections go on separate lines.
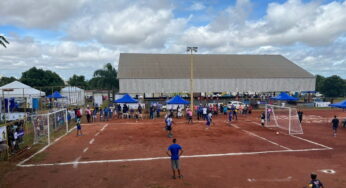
118, 53, 314, 79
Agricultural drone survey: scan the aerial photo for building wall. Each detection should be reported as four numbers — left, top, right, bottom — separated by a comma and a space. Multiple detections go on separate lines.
120, 78, 315, 93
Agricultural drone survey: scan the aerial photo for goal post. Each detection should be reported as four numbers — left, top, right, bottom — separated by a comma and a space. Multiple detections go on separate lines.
31, 108, 69, 145
265, 104, 303, 135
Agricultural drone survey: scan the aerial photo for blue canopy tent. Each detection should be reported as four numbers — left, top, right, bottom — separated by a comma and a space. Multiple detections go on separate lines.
166, 95, 190, 104
271, 92, 298, 101
47, 91, 65, 99
329, 100, 346, 109
114, 94, 138, 103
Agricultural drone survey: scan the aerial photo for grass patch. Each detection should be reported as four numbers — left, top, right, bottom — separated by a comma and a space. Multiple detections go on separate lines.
30, 151, 48, 163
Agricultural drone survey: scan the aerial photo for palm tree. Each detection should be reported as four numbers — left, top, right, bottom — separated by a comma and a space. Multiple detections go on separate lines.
93, 63, 119, 101
0, 35, 9, 48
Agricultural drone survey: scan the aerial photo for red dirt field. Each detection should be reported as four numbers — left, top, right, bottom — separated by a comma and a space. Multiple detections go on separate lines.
2, 109, 346, 188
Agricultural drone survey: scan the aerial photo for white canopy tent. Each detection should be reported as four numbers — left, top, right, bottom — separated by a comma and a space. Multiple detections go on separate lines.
0, 81, 45, 110
0, 81, 45, 98
60, 86, 85, 105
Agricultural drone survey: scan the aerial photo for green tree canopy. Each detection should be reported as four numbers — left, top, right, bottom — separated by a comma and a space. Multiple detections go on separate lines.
320, 75, 346, 98
88, 77, 102, 90
0, 76, 17, 86
92, 63, 119, 100
20, 67, 65, 94
315, 75, 325, 92
67, 74, 88, 88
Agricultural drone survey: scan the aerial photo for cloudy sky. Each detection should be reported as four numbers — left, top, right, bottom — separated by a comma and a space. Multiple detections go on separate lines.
0, 0, 346, 80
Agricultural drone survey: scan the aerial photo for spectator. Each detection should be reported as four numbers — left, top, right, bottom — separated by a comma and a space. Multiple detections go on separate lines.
117, 104, 122, 119
223, 105, 228, 115
85, 107, 91, 123
197, 105, 203, 120
149, 106, 154, 119
156, 105, 161, 118
104, 107, 109, 121
99, 108, 103, 121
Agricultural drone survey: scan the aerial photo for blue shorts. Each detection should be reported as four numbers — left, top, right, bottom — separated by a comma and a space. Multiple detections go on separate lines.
333, 125, 338, 130
206, 121, 211, 126
77, 125, 81, 130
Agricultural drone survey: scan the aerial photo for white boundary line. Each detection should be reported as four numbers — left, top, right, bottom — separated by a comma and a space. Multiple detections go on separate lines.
291, 135, 333, 150
242, 130, 291, 150
17, 121, 333, 168
83, 147, 89, 153
17, 147, 331, 167
248, 120, 333, 150
89, 138, 95, 145
17, 126, 76, 166
233, 123, 291, 150
17, 124, 108, 167
73, 156, 81, 168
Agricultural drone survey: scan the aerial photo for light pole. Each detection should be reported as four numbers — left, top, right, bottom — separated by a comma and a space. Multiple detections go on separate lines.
186, 47, 198, 114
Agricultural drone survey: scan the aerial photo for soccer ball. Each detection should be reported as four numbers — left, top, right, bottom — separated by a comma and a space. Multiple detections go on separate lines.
276, 132, 279, 135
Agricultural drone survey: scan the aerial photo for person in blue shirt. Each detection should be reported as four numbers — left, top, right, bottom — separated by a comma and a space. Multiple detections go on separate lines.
166, 138, 183, 179
227, 111, 232, 126
231, 105, 237, 120
104, 107, 109, 121
223, 105, 228, 115
76, 118, 82, 136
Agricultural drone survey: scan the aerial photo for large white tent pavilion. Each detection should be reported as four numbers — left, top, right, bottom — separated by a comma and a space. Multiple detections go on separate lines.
118, 53, 315, 94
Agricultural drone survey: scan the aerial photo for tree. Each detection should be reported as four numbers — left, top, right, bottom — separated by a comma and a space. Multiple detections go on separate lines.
321, 75, 346, 98
0, 76, 17, 86
67, 74, 88, 88
92, 63, 119, 100
315, 75, 325, 92
88, 77, 102, 90
20, 67, 65, 94
0, 35, 9, 48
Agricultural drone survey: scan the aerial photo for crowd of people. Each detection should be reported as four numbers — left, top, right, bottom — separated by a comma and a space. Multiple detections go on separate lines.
74, 103, 146, 124
0, 120, 25, 158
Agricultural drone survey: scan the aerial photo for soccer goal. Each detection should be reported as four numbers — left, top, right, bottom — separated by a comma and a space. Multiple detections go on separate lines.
31, 109, 69, 145
265, 104, 303, 135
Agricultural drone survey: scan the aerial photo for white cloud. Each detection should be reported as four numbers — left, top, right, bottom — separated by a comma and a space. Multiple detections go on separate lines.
182, 0, 346, 48
189, 2, 206, 11
67, 3, 187, 48
0, 36, 119, 79
0, 0, 86, 28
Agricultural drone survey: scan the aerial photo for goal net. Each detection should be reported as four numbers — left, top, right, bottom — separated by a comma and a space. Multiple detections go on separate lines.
31, 109, 69, 145
265, 104, 303, 135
